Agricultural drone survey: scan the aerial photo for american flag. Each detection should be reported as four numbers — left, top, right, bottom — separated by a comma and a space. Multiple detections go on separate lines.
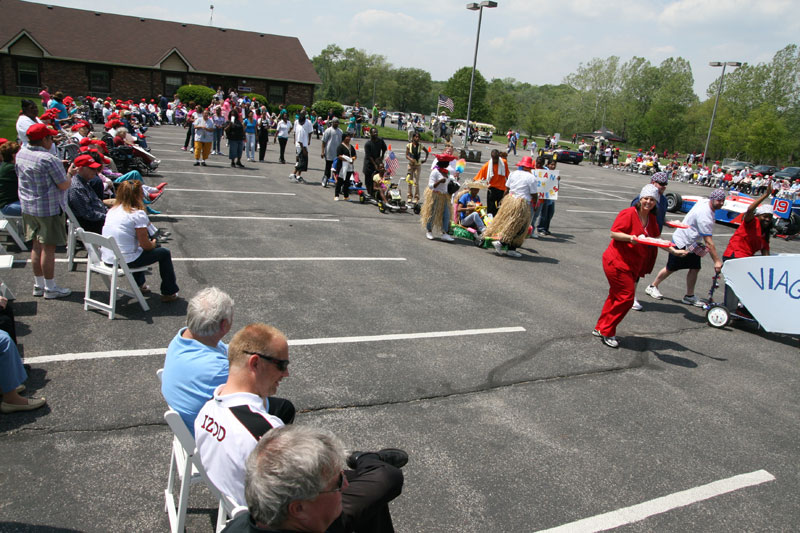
384, 151, 399, 176
438, 94, 454, 112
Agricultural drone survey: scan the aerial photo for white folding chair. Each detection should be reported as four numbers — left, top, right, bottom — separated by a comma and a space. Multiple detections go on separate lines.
76, 228, 150, 319
0, 254, 15, 300
0, 211, 28, 251
64, 204, 82, 271
163, 407, 247, 533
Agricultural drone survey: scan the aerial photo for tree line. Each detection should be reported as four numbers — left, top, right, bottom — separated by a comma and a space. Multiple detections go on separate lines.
312, 43, 799, 164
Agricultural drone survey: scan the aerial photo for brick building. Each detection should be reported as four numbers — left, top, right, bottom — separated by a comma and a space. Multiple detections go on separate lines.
0, 0, 320, 105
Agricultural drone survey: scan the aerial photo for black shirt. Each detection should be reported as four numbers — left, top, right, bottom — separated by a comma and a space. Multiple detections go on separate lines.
363, 138, 387, 172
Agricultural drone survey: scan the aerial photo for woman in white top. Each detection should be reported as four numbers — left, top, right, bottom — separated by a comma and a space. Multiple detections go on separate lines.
273, 115, 292, 164
193, 108, 215, 166
101, 181, 179, 301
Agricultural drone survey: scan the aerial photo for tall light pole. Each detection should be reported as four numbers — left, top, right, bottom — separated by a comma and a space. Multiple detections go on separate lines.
463, 1, 497, 151
702, 61, 741, 165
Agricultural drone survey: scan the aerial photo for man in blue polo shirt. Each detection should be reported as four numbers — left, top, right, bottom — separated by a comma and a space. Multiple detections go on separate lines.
161, 287, 234, 434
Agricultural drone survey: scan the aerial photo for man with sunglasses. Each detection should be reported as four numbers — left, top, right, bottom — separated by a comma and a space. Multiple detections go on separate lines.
198, 323, 406, 532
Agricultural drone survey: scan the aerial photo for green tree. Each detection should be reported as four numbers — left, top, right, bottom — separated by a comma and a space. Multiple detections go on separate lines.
390, 68, 432, 112
444, 67, 490, 121
745, 104, 791, 164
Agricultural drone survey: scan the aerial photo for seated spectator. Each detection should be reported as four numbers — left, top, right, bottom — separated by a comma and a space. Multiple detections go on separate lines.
0, 141, 22, 216
1, 329, 46, 413
162, 287, 236, 434
198, 325, 404, 533
68, 154, 114, 234
222, 426, 406, 533
113, 127, 160, 171
101, 180, 178, 301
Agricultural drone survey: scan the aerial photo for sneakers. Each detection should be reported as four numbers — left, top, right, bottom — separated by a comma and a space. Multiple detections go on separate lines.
160, 293, 179, 303
440, 233, 454, 242
531, 231, 540, 239
506, 250, 522, 258
682, 294, 705, 307
631, 299, 643, 311
44, 286, 71, 299
289, 173, 297, 182
645, 285, 663, 300
425, 231, 435, 240
322, 176, 328, 188
201, 161, 207, 166
0, 397, 46, 413
334, 197, 340, 201
601, 336, 619, 348
32, 285, 44, 297
347, 448, 408, 470
591, 329, 602, 337
492, 240, 506, 255
297, 176, 305, 183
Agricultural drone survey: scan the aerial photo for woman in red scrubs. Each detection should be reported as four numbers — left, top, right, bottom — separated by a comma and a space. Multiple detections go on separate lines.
593, 184, 686, 348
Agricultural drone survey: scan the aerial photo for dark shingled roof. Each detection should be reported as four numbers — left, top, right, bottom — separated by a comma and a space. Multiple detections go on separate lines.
0, 0, 321, 85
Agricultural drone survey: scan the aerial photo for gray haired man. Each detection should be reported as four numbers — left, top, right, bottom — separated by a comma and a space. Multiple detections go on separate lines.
222, 425, 406, 533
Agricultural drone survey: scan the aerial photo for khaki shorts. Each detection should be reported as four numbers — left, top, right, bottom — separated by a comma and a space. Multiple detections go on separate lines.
23, 211, 67, 246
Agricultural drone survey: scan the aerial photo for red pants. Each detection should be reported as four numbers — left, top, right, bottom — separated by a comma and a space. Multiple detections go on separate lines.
595, 258, 636, 337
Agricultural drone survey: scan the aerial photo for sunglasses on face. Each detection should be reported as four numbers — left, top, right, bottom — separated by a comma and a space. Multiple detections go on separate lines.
251, 352, 289, 371
319, 471, 345, 493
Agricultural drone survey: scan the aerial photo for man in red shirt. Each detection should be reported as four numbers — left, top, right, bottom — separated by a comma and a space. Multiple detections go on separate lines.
723, 184, 773, 261
721, 183, 773, 312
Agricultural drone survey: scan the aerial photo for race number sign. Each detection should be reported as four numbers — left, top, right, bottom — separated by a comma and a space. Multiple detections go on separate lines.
721, 254, 800, 334
772, 198, 791, 219
534, 169, 559, 200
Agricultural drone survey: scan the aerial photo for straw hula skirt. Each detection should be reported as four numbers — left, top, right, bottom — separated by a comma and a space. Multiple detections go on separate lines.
419, 189, 450, 234
484, 195, 531, 247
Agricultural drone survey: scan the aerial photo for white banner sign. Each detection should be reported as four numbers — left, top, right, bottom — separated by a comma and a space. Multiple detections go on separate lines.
722, 254, 800, 334
533, 169, 559, 200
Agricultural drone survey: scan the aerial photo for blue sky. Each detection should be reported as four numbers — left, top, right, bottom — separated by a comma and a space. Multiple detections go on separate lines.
27, 0, 799, 99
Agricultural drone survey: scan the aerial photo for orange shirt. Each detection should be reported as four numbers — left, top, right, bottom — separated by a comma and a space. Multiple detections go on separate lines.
474, 159, 510, 190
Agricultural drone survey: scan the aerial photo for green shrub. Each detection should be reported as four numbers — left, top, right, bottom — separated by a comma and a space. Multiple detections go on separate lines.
176, 85, 216, 108
284, 104, 305, 117
312, 100, 344, 118
243, 93, 268, 107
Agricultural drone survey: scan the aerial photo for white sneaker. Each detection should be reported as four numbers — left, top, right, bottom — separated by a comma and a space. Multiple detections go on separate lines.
682, 294, 705, 307
440, 233, 454, 242
425, 232, 434, 240
530, 231, 539, 239
289, 173, 297, 182
645, 285, 663, 300
506, 250, 522, 257
32, 285, 44, 297
492, 240, 506, 255
334, 197, 340, 201
601, 336, 619, 348
631, 299, 643, 311
44, 286, 71, 299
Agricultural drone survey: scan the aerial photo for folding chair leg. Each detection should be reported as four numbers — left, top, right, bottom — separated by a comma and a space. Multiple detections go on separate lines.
67, 224, 76, 271
109, 268, 118, 320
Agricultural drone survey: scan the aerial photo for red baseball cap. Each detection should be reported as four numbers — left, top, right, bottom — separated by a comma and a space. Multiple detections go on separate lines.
26, 123, 58, 141
73, 154, 102, 169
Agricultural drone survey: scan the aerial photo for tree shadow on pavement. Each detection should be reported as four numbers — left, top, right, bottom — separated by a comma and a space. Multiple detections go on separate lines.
627, 336, 727, 368
0, 367, 51, 432
0, 524, 83, 532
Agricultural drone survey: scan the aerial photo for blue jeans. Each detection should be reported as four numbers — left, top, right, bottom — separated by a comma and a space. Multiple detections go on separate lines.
426, 201, 451, 234
245, 133, 256, 160
229, 140, 244, 161
128, 246, 179, 296
1, 202, 22, 216
0, 330, 26, 394
213, 128, 223, 153
537, 200, 555, 232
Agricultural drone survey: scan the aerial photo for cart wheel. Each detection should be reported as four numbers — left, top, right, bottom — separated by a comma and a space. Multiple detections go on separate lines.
359, 194, 366, 204
706, 305, 730, 328
413, 204, 421, 215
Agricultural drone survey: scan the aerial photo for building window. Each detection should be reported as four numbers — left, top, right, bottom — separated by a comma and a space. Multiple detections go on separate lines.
89, 68, 111, 93
164, 75, 184, 98
17, 61, 40, 89
268, 85, 285, 104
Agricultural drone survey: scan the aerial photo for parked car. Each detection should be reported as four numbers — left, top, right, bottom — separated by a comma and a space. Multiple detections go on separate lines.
477, 130, 493, 143
752, 165, 779, 176
544, 145, 584, 165
721, 160, 753, 173
773, 166, 800, 180
390, 112, 403, 124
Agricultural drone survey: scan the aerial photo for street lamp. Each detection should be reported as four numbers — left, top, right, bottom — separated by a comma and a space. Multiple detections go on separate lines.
702, 61, 742, 165
463, 1, 497, 151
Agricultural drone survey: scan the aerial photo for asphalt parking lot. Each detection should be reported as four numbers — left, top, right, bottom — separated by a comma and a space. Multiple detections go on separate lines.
1, 127, 798, 532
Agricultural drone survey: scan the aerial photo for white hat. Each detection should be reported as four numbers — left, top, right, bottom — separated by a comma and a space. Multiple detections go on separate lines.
639, 184, 659, 200
755, 204, 773, 216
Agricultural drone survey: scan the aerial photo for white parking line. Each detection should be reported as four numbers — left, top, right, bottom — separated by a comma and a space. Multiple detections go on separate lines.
558, 196, 629, 202
563, 183, 625, 200
151, 214, 338, 222
536, 469, 775, 533
18, 257, 407, 265
566, 210, 620, 214
23, 326, 526, 364
167, 188, 295, 196
158, 170, 272, 178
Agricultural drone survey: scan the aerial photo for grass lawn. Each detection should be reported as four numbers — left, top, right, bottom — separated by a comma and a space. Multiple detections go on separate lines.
0, 95, 24, 141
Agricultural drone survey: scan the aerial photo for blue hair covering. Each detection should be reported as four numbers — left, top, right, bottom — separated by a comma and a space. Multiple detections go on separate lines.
709, 188, 726, 202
